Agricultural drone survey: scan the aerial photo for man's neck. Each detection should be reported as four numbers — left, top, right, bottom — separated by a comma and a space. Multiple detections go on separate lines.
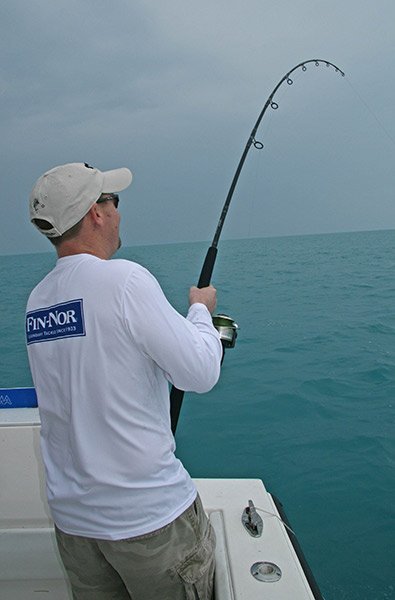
57, 241, 110, 260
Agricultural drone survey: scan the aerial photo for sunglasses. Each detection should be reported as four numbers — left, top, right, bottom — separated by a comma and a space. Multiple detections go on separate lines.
96, 193, 119, 209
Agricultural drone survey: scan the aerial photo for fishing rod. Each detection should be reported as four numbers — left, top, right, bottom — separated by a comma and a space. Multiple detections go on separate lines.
170, 59, 345, 434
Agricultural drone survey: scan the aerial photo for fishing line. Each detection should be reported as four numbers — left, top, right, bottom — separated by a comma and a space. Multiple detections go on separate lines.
345, 77, 395, 146
170, 59, 345, 434
246, 151, 259, 239
255, 506, 296, 536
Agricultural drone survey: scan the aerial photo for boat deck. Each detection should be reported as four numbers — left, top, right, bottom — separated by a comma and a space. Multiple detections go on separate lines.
1, 409, 319, 599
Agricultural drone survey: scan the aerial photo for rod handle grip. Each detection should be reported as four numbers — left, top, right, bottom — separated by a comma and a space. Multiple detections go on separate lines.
170, 386, 183, 434
197, 246, 218, 288
171, 246, 218, 434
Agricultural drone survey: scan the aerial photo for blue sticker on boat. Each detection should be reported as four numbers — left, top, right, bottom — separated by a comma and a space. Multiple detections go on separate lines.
26, 299, 86, 344
0, 387, 38, 408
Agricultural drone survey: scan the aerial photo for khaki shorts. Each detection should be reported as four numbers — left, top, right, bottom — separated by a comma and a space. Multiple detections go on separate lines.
55, 493, 216, 600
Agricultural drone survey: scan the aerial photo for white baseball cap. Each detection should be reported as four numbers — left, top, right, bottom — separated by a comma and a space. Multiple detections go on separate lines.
29, 162, 133, 237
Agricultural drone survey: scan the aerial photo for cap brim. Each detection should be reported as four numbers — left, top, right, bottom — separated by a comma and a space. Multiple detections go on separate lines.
102, 168, 133, 193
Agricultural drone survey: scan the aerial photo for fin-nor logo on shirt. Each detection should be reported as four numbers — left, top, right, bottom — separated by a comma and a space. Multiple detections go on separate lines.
26, 299, 86, 345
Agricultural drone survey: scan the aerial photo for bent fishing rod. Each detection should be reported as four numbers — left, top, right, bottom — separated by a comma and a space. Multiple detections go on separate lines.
170, 59, 345, 434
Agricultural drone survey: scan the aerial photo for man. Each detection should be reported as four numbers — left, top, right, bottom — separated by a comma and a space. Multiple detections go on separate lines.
26, 162, 222, 599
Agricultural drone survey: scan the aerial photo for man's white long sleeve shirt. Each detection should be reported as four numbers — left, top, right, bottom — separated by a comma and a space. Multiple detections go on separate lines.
26, 254, 222, 540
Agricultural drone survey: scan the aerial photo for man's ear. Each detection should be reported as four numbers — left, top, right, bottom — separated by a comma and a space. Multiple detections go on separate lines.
87, 203, 103, 226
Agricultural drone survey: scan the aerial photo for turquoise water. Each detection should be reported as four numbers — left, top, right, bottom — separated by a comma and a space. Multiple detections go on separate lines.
1, 230, 394, 599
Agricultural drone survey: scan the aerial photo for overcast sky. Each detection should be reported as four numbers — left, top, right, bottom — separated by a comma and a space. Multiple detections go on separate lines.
1, 0, 394, 255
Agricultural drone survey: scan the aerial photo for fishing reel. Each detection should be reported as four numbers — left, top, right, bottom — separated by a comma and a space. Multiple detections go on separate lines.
212, 314, 239, 349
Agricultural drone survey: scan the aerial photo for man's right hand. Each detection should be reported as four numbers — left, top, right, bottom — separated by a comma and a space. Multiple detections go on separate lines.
189, 285, 217, 315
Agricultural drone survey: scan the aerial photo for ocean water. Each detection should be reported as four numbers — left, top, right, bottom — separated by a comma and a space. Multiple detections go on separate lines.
1, 230, 394, 600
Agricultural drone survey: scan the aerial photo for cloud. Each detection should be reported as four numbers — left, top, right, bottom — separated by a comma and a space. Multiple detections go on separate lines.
1, 0, 395, 254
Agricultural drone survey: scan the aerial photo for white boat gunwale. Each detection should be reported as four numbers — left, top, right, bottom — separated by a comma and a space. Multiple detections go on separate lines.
1, 405, 324, 600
